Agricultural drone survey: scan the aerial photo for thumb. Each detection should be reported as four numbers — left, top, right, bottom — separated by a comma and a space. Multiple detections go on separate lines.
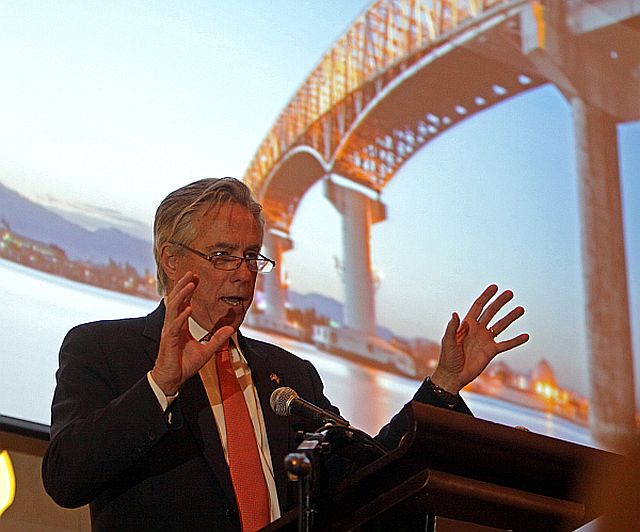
201, 325, 235, 359
442, 312, 460, 349
455, 318, 469, 344
206, 326, 235, 352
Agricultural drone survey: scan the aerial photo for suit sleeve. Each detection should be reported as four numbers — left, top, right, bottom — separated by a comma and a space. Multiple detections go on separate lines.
375, 378, 473, 450
298, 355, 472, 453
301, 359, 341, 415
42, 324, 171, 508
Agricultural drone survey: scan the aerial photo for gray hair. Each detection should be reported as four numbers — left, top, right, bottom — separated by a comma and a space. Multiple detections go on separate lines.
153, 177, 264, 295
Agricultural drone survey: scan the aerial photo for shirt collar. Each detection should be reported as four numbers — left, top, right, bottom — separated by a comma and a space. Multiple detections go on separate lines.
188, 316, 239, 348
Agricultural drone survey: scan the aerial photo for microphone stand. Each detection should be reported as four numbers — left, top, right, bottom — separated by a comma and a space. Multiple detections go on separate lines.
283, 414, 388, 532
284, 429, 332, 532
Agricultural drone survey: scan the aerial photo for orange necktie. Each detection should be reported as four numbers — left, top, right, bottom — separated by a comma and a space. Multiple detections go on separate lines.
215, 340, 270, 531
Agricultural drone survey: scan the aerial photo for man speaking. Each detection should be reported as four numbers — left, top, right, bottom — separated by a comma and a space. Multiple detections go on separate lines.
42, 177, 528, 531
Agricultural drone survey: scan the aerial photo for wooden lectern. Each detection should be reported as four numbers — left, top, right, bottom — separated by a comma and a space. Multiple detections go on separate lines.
264, 401, 623, 531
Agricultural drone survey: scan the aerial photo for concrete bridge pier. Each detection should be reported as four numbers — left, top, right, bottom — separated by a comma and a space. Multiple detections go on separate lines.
262, 227, 293, 325
521, 1, 637, 450
324, 177, 386, 335
572, 97, 636, 451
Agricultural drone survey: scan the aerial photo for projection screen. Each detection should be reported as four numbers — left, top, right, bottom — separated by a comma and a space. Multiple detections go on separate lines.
0, 0, 638, 452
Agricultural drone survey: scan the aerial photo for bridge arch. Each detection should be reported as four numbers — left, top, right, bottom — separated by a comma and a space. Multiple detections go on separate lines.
245, 0, 640, 450
260, 146, 328, 230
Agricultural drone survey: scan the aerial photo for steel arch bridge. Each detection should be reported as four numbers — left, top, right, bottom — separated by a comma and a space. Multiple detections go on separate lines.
244, 0, 640, 450
243, 0, 546, 229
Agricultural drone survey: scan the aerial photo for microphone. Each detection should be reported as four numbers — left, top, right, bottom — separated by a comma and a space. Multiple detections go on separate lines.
270, 387, 350, 427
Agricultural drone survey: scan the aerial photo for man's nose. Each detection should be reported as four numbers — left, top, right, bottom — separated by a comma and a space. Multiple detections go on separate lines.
230, 259, 254, 280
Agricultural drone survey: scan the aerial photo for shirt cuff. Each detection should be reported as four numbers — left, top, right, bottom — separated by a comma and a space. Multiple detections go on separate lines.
147, 371, 179, 412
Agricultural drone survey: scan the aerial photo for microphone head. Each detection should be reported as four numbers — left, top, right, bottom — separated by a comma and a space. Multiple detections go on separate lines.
270, 387, 298, 417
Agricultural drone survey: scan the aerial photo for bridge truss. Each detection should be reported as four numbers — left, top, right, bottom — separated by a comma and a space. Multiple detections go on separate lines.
243, 0, 544, 227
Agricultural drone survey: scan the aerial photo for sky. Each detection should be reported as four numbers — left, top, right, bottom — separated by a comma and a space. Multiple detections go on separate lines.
0, 0, 371, 231
0, 0, 638, 400
287, 86, 639, 397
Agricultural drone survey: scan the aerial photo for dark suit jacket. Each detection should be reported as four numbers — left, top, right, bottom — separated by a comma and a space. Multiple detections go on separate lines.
42, 302, 471, 531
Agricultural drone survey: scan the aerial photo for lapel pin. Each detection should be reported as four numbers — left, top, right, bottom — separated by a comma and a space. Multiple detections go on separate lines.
269, 373, 281, 384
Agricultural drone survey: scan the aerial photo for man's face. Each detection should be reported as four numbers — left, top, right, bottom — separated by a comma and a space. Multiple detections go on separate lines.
164, 202, 263, 332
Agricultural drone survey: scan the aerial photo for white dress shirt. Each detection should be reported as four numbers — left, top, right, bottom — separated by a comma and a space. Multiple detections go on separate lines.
147, 317, 281, 522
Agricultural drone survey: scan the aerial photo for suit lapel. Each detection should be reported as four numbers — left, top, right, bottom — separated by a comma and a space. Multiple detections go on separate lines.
141, 301, 165, 365
179, 375, 236, 506
142, 302, 237, 509
140, 308, 294, 511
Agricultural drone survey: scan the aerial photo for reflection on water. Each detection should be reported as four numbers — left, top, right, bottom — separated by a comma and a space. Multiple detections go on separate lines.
0, 258, 157, 424
0, 258, 593, 449
245, 328, 595, 447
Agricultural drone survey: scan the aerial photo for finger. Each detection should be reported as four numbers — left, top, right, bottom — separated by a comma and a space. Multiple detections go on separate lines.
169, 271, 197, 296
166, 274, 197, 316
164, 292, 193, 333
163, 275, 198, 337
465, 285, 499, 321
495, 333, 530, 354
165, 305, 192, 337
478, 289, 514, 326
490, 306, 525, 336
441, 312, 460, 348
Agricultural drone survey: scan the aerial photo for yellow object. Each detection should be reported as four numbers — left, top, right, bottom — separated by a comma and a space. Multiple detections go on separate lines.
532, 1, 546, 49
0, 450, 16, 517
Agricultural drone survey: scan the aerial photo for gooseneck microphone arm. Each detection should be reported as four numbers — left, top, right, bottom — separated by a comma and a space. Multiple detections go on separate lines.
270, 386, 350, 427
271, 386, 389, 532
270, 387, 388, 455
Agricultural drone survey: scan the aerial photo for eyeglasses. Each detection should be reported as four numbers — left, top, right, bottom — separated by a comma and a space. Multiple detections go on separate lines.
169, 241, 275, 273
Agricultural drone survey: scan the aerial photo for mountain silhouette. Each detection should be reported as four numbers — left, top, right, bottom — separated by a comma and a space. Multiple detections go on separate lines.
0, 181, 154, 273
287, 290, 396, 340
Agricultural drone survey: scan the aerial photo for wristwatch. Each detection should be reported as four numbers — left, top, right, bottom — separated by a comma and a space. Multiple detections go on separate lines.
425, 376, 460, 408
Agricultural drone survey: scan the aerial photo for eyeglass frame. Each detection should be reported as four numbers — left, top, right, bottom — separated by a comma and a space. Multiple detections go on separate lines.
168, 240, 276, 273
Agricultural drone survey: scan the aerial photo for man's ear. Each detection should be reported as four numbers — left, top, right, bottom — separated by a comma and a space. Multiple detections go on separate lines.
160, 242, 179, 281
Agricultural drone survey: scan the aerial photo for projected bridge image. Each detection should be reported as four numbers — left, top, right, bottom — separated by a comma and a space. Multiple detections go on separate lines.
0, 0, 638, 453
242, 0, 639, 451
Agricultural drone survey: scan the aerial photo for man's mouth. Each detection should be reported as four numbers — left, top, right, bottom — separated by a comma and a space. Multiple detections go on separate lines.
220, 296, 245, 307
